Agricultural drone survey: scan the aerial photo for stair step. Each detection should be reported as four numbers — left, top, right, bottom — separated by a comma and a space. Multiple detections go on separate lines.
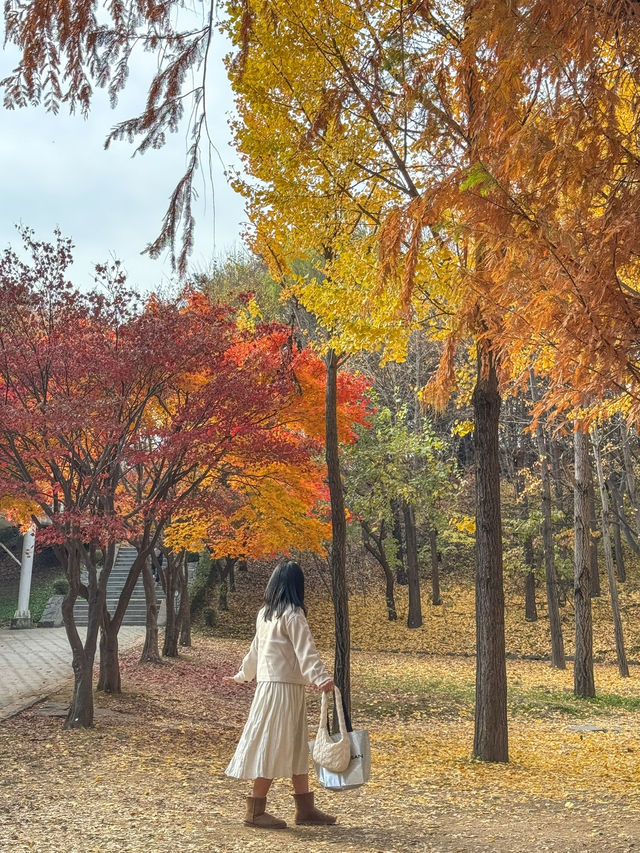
73, 545, 168, 626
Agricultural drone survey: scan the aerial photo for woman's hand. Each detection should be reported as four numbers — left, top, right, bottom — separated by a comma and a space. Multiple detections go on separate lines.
318, 678, 335, 693
222, 675, 238, 684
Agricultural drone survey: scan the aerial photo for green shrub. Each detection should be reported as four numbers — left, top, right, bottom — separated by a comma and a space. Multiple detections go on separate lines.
53, 577, 69, 595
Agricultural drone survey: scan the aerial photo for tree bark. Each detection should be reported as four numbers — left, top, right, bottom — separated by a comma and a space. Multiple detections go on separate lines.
326, 349, 351, 729
531, 374, 565, 668
521, 492, 538, 622
361, 522, 397, 621
607, 476, 626, 583
61, 543, 106, 728
163, 551, 179, 658
179, 555, 192, 646
97, 612, 121, 693
140, 554, 162, 664
429, 527, 441, 606
586, 450, 601, 597
403, 501, 423, 628
472, 344, 508, 762
391, 499, 407, 584
620, 420, 640, 533
592, 429, 629, 678
574, 427, 595, 698
524, 570, 537, 622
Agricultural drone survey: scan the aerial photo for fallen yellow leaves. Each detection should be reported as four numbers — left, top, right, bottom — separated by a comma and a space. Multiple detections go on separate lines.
2, 637, 640, 852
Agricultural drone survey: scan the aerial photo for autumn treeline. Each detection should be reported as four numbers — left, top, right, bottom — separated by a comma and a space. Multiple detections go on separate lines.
0, 230, 368, 729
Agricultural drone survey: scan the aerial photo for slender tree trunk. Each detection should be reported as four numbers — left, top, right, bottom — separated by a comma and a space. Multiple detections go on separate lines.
620, 421, 640, 533
524, 571, 537, 622
61, 544, 105, 728
520, 492, 538, 622
586, 450, 601, 597
391, 500, 407, 584
607, 476, 626, 583
326, 349, 351, 729
429, 527, 441, 606
574, 428, 595, 697
97, 614, 121, 693
179, 556, 192, 646
65, 649, 95, 728
592, 429, 629, 678
62, 596, 95, 728
472, 345, 508, 763
403, 501, 422, 628
163, 553, 179, 658
550, 439, 565, 510
361, 523, 397, 621
96, 589, 127, 691
531, 374, 565, 668
140, 554, 162, 664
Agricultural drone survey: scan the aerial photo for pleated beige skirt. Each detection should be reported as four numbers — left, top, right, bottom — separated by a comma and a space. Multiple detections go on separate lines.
225, 681, 309, 780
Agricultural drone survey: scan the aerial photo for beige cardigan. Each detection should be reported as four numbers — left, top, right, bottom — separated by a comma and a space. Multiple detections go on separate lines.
233, 605, 330, 687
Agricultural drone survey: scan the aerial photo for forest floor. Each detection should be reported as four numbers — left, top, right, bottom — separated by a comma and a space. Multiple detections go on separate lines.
2, 633, 640, 853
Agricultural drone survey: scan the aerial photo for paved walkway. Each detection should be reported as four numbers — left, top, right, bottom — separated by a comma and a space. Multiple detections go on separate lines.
0, 625, 145, 719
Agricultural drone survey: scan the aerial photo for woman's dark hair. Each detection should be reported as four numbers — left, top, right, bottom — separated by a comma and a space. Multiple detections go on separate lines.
263, 560, 307, 620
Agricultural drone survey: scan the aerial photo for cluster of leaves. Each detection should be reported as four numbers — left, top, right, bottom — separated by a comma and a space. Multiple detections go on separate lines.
0, 228, 369, 568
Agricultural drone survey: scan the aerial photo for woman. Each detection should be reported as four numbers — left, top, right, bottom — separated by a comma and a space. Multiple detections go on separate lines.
225, 559, 337, 829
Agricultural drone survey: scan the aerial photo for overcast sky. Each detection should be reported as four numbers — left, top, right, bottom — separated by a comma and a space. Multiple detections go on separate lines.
0, 23, 247, 293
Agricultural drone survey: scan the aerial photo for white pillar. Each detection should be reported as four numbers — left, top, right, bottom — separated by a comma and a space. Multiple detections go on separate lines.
11, 524, 36, 629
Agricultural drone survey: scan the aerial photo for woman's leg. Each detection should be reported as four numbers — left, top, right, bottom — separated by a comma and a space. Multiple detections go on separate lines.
291, 773, 309, 794
252, 777, 273, 798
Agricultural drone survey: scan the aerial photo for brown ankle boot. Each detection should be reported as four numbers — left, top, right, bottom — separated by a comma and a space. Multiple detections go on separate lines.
244, 796, 287, 829
293, 791, 337, 825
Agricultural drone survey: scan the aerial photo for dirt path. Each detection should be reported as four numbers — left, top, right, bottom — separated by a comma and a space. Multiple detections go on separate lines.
1, 638, 639, 853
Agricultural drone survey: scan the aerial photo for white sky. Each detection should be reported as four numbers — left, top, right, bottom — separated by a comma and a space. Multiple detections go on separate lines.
0, 22, 247, 293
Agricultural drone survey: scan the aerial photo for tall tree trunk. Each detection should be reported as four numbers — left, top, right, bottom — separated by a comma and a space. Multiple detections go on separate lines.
163, 552, 179, 658
326, 349, 351, 729
524, 570, 538, 622
592, 429, 629, 678
549, 439, 565, 510
607, 476, 626, 583
586, 450, 601, 597
61, 543, 106, 728
79, 544, 114, 704
97, 612, 121, 693
62, 595, 95, 728
179, 555, 192, 647
403, 501, 423, 628
520, 492, 538, 622
140, 554, 162, 664
391, 499, 407, 584
523, 529, 538, 623
531, 374, 565, 668
620, 421, 640, 533
574, 428, 595, 697
361, 522, 397, 621
429, 527, 441, 606
472, 344, 508, 763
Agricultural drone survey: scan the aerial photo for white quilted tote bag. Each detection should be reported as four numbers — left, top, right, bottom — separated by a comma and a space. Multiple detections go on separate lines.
310, 685, 351, 773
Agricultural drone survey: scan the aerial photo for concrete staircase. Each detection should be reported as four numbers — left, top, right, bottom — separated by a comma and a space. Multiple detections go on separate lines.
73, 545, 163, 627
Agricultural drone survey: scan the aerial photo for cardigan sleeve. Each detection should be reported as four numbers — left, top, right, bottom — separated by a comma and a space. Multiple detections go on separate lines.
233, 631, 259, 683
285, 609, 331, 687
